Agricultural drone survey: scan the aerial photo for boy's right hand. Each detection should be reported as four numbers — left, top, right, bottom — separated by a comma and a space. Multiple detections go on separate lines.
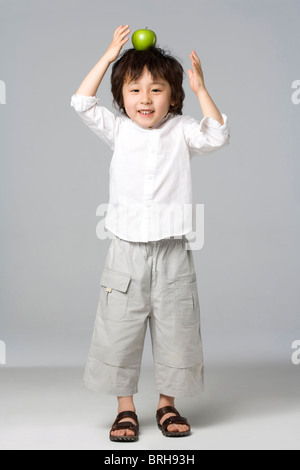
105, 25, 131, 63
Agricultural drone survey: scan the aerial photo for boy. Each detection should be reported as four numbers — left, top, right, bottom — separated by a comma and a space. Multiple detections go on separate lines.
71, 25, 229, 441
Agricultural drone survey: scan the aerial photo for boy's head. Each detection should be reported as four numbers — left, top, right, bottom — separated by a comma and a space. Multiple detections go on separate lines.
111, 47, 185, 128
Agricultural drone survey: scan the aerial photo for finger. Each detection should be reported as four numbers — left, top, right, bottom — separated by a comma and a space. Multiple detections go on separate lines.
113, 26, 123, 39
190, 55, 201, 73
115, 25, 130, 38
190, 52, 198, 64
115, 24, 125, 33
191, 50, 201, 64
190, 58, 198, 72
119, 27, 131, 39
120, 25, 130, 32
121, 27, 131, 36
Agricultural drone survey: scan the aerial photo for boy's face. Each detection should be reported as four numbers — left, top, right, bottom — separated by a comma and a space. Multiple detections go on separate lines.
122, 67, 174, 129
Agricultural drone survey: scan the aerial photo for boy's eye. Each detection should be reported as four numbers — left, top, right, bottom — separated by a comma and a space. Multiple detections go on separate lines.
130, 89, 161, 93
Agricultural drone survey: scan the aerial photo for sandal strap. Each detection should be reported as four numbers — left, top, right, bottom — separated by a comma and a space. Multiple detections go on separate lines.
111, 421, 138, 433
114, 411, 138, 424
156, 406, 190, 433
160, 415, 189, 433
111, 411, 139, 435
156, 406, 180, 423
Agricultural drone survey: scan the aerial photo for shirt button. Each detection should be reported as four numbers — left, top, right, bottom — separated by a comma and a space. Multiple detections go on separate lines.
147, 175, 153, 180
146, 202, 152, 208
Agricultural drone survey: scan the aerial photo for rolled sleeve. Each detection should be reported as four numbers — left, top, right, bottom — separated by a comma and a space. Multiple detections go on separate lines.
183, 113, 230, 157
71, 94, 100, 112
70, 94, 124, 150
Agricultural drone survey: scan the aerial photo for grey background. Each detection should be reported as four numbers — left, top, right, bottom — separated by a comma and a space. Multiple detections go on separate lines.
0, 0, 299, 369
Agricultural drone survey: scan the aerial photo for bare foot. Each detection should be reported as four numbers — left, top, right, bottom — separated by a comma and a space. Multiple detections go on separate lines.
157, 394, 190, 433
110, 396, 137, 438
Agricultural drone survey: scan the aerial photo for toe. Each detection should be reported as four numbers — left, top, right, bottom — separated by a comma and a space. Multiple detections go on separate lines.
167, 424, 178, 432
180, 424, 189, 432
167, 423, 190, 433
111, 428, 135, 437
160, 411, 190, 434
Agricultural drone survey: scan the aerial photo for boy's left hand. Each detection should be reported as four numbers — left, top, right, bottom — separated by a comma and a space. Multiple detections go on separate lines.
187, 51, 206, 94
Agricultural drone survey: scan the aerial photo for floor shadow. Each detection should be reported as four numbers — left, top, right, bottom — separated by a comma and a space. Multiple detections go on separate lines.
186, 362, 300, 428
97, 362, 300, 430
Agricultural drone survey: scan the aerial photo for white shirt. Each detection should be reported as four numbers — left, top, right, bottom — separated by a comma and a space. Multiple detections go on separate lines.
70, 94, 230, 242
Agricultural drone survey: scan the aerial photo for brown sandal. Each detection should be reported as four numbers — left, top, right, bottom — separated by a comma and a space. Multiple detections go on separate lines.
109, 411, 139, 442
156, 406, 191, 437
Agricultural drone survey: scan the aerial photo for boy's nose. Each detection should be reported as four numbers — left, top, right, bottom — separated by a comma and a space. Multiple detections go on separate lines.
140, 96, 152, 104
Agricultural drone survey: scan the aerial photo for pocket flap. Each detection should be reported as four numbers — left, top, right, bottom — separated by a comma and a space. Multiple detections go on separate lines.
101, 269, 131, 293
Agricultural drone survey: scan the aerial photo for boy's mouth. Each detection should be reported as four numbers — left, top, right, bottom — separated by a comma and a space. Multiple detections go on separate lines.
138, 110, 154, 116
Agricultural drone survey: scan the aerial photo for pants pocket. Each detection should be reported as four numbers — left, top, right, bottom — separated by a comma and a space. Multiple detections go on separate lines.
99, 268, 131, 321
172, 273, 200, 326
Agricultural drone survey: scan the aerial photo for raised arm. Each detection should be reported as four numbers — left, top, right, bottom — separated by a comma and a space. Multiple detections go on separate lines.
187, 50, 224, 125
75, 25, 131, 97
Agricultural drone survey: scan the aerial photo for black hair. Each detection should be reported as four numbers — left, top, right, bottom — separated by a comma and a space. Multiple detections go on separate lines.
111, 47, 185, 115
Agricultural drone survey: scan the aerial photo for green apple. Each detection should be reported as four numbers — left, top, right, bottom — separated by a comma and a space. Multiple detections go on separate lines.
132, 28, 157, 51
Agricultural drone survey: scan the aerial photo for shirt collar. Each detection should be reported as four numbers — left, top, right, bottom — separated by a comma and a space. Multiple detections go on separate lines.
150, 113, 172, 129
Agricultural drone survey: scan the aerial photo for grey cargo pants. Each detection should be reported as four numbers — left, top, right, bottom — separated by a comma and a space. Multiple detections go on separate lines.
84, 235, 204, 398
